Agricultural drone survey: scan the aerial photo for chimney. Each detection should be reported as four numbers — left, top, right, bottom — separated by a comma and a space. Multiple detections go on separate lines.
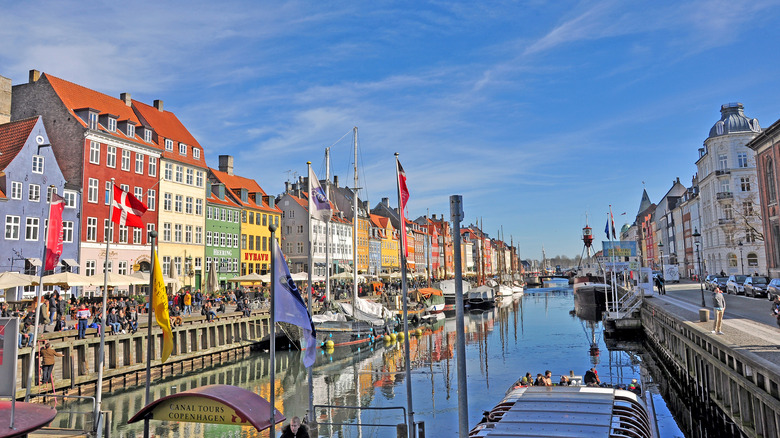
285, 181, 290, 194
218, 155, 234, 175
334, 175, 339, 188
382, 197, 389, 206
0, 75, 10, 125
154, 99, 164, 112
432, 214, 437, 220
120, 92, 131, 106
29, 70, 40, 83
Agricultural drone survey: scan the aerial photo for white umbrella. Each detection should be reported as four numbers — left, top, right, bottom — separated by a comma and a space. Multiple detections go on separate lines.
129, 271, 179, 287
331, 271, 355, 280
0, 271, 38, 289
41, 271, 94, 287
290, 272, 310, 282
207, 258, 219, 294
232, 272, 270, 283
87, 272, 147, 287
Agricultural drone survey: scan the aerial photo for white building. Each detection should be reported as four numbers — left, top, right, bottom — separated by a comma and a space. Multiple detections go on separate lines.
695, 103, 764, 276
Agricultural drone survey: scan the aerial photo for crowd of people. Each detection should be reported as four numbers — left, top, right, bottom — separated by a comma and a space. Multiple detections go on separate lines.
511, 367, 642, 395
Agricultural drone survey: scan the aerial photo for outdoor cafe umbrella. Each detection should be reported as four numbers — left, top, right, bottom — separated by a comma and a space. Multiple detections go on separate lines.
231, 272, 269, 283
0, 271, 39, 289
129, 271, 180, 289
41, 271, 94, 288
86, 272, 147, 287
206, 258, 218, 294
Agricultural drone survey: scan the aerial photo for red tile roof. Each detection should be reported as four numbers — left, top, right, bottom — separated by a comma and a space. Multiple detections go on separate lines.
44, 74, 153, 148
207, 191, 241, 208
132, 100, 206, 169
0, 117, 38, 171
209, 168, 280, 213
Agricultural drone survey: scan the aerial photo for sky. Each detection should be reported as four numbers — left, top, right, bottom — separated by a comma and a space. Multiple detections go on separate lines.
3, 0, 780, 260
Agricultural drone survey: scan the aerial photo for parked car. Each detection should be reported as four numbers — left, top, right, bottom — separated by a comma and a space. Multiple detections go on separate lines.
743, 276, 770, 298
767, 278, 780, 300
726, 275, 748, 295
704, 275, 717, 290
710, 276, 728, 291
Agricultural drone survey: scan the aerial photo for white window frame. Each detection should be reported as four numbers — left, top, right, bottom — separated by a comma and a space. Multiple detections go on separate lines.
195, 226, 202, 244
87, 217, 98, 242
4, 215, 20, 240
107, 117, 116, 132
25, 217, 40, 241
90, 141, 100, 164
135, 153, 144, 174
148, 189, 156, 211
133, 227, 141, 245
185, 225, 192, 243
89, 112, 99, 130
193, 148, 200, 160
163, 223, 172, 242
88, 179, 98, 203
174, 224, 182, 242
127, 124, 135, 138
106, 145, 116, 168
46, 186, 57, 203
85, 260, 96, 277
165, 139, 173, 152
174, 195, 183, 213
164, 162, 173, 180
196, 171, 204, 187
206, 231, 212, 246
195, 199, 203, 216
179, 143, 187, 156
121, 149, 131, 171
63, 221, 74, 243
164, 193, 172, 211
64, 190, 77, 208
144, 128, 152, 143
175, 165, 183, 183
186, 168, 194, 185
11, 181, 22, 200
28, 184, 40, 202
32, 155, 44, 174
185, 197, 193, 214
149, 156, 157, 177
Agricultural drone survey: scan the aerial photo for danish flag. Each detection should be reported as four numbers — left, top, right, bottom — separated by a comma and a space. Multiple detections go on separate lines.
112, 185, 147, 228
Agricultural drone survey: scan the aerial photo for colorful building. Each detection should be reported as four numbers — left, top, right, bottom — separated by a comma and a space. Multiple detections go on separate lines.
205, 181, 241, 288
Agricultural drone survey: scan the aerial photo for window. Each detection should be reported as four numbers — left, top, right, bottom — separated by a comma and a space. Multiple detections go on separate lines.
88, 179, 98, 203
193, 148, 200, 160
249, 212, 254, 224
146, 223, 154, 244
25, 217, 39, 241
175, 166, 183, 183
90, 142, 100, 164
174, 195, 183, 213
195, 257, 202, 270
737, 153, 748, 168
148, 189, 156, 211
222, 233, 228, 247
105, 181, 112, 205
242, 211, 247, 223
249, 236, 254, 250
196, 171, 204, 187
743, 201, 754, 216
298, 225, 304, 234
747, 252, 759, 267
195, 226, 202, 244
186, 168, 193, 185
47, 186, 57, 203
28, 184, 40, 202
195, 199, 203, 216
32, 155, 44, 173
179, 143, 187, 155
185, 197, 193, 214
127, 124, 135, 138
106, 146, 116, 167
728, 253, 738, 267
206, 231, 213, 246
121, 150, 131, 171
133, 227, 141, 245
107, 117, 116, 132
724, 203, 733, 219
718, 154, 727, 170
134, 187, 143, 203
297, 242, 304, 254
163, 193, 172, 211
11, 181, 22, 199
185, 225, 192, 243
767, 159, 777, 204
87, 217, 97, 241
165, 139, 173, 151
119, 225, 128, 243
262, 236, 267, 251
135, 153, 144, 174
144, 128, 152, 143
208, 207, 214, 219
164, 163, 173, 180
62, 221, 74, 243
220, 209, 226, 221
162, 257, 171, 276
174, 224, 182, 242
241, 234, 247, 249
720, 179, 730, 193
88, 112, 98, 130
85, 260, 96, 277
163, 223, 171, 242
740, 177, 751, 192
262, 214, 267, 226
118, 261, 128, 275
104, 219, 114, 242
233, 234, 238, 248
149, 157, 157, 177
4, 216, 20, 239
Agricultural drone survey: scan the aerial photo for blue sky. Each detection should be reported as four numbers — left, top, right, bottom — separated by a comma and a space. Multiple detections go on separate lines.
3, 0, 780, 259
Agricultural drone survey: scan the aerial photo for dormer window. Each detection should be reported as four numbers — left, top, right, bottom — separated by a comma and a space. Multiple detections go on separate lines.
32, 155, 44, 173
179, 143, 187, 156
89, 112, 99, 130
127, 123, 135, 138
165, 139, 173, 152
193, 148, 200, 160
107, 117, 117, 132
144, 128, 152, 143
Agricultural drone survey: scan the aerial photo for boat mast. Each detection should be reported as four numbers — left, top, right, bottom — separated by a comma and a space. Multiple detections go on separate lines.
325, 147, 331, 301
426, 209, 431, 288
352, 127, 358, 304
442, 215, 447, 280
480, 217, 486, 286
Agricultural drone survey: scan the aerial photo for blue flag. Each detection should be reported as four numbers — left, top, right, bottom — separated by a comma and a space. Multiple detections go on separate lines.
605, 218, 610, 240
272, 239, 317, 367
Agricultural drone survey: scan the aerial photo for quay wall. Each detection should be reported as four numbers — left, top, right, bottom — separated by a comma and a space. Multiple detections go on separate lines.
641, 299, 780, 437
15, 311, 272, 399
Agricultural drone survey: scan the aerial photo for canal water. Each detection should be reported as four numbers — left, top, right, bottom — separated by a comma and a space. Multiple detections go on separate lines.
54, 287, 690, 437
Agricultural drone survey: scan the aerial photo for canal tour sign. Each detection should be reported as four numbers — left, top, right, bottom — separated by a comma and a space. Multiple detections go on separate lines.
128, 384, 285, 432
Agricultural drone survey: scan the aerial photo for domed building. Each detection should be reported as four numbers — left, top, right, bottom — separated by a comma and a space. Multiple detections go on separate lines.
695, 103, 765, 277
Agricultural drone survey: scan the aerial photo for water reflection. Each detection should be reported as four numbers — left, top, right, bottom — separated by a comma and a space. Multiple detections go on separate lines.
52, 287, 692, 437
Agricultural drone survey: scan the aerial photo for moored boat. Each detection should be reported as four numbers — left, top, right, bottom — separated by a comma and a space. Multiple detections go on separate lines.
467, 285, 496, 309
411, 287, 446, 314
543, 277, 570, 288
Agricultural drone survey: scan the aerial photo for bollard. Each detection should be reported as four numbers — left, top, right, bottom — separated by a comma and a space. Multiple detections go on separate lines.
397, 423, 407, 438
416, 421, 425, 438
699, 308, 710, 322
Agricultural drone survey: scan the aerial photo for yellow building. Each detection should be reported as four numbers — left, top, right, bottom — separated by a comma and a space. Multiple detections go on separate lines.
134, 100, 207, 290
209, 156, 281, 277
371, 214, 398, 272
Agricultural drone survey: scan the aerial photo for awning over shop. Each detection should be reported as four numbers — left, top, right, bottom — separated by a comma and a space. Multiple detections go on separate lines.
27, 258, 42, 267
62, 258, 80, 268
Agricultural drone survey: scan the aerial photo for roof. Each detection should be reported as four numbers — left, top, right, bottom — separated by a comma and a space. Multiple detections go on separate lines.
708, 102, 761, 139
43, 74, 152, 148
207, 191, 241, 208
0, 117, 38, 171
209, 168, 279, 213
132, 100, 206, 168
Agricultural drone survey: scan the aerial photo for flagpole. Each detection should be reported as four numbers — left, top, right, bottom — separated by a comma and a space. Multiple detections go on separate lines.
306, 162, 315, 423
395, 153, 414, 438
450, 195, 469, 437
325, 147, 331, 301
143, 231, 157, 438
24, 184, 56, 401
269, 222, 278, 438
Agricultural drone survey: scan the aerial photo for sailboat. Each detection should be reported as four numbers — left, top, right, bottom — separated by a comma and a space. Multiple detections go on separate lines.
466, 223, 496, 308
310, 127, 398, 349
573, 220, 610, 307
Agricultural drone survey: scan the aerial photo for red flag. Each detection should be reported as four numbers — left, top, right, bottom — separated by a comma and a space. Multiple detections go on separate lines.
44, 193, 65, 270
610, 207, 617, 240
112, 184, 147, 228
397, 159, 410, 257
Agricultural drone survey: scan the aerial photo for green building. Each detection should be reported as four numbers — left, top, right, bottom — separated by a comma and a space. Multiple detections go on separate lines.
205, 181, 241, 290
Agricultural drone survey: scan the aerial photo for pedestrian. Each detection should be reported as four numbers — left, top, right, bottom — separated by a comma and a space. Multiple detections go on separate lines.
712, 286, 726, 335
654, 274, 665, 295
280, 416, 309, 438
771, 296, 780, 328
184, 290, 192, 316
76, 302, 91, 339
584, 367, 600, 386
40, 341, 64, 387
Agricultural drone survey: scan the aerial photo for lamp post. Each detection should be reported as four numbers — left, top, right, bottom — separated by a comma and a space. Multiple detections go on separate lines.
658, 241, 664, 279
738, 240, 744, 275
693, 228, 705, 307
185, 255, 193, 290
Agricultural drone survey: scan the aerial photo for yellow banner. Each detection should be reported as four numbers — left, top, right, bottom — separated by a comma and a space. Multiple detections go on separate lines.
150, 396, 250, 425
152, 250, 173, 363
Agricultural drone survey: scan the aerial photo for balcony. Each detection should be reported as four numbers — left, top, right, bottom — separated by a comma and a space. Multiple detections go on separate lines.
718, 218, 735, 225
715, 169, 731, 177
716, 191, 733, 200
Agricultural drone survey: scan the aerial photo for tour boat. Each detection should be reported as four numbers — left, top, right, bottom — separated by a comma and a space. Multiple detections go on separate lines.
543, 277, 570, 288
470, 383, 656, 437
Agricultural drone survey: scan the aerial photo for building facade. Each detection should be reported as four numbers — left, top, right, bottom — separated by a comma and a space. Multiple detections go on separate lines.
747, 115, 780, 277
205, 182, 241, 289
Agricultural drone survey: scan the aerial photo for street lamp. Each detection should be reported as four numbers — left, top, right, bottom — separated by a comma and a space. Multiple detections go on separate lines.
658, 241, 664, 278
693, 228, 705, 307
185, 255, 193, 290
738, 240, 744, 275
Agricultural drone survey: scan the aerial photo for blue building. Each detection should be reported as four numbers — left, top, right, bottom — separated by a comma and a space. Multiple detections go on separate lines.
1, 116, 80, 298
